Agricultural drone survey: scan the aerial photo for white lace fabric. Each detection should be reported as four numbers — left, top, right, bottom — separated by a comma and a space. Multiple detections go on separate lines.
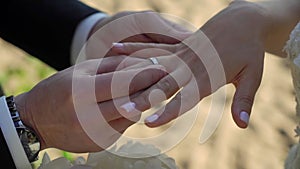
38, 141, 179, 169
284, 21, 300, 169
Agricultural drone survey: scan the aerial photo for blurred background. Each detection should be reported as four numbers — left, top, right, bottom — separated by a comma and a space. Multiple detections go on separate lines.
0, 0, 298, 169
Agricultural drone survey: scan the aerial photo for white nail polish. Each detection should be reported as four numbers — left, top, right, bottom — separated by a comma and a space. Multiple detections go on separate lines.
146, 114, 159, 123
120, 102, 136, 113
239, 111, 249, 124
112, 42, 124, 48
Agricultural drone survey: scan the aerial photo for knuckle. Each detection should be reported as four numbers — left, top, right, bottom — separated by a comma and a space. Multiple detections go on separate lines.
134, 93, 150, 111
156, 77, 175, 96
235, 95, 254, 108
156, 80, 170, 94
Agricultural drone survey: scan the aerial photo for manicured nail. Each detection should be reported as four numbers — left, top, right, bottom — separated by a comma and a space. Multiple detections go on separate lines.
112, 42, 124, 49
239, 111, 249, 124
145, 114, 159, 123
120, 102, 136, 113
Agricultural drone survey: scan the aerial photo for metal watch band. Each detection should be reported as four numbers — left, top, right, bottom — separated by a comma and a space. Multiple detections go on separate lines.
6, 96, 40, 163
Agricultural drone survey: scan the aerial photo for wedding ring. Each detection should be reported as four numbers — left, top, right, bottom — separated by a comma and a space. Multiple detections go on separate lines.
149, 57, 159, 65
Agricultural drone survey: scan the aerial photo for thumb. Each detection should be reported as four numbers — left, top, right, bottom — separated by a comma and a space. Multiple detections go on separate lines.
231, 69, 262, 129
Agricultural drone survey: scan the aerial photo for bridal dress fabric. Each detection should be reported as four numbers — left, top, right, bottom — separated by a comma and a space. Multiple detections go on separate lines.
284, 21, 300, 169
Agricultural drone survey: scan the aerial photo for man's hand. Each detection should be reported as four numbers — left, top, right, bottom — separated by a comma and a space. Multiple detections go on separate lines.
14, 56, 166, 152
77, 11, 192, 62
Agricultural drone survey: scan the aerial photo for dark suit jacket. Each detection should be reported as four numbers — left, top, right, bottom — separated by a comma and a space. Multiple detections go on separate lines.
0, 0, 100, 70
0, 1, 101, 168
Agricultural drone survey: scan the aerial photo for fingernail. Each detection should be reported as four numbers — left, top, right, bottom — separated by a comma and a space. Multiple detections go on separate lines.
112, 42, 124, 49
120, 102, 136, 113
145, 114, 159, 123
239, 111, 249, 124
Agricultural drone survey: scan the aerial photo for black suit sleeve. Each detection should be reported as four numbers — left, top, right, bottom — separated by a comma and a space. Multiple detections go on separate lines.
0, 0, 101, 70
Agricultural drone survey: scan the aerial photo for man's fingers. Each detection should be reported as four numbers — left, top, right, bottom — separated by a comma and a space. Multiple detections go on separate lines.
111, 42, 176, 57
95, 65, 167, 102
231, 67, 263, 128
161, 17, 194, 34
144, 32, 191, 44
135, 11, 192, 43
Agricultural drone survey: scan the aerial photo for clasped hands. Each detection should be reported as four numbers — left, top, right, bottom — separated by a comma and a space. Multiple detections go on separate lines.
15, 1, 270, 153
109, 1, 268, 129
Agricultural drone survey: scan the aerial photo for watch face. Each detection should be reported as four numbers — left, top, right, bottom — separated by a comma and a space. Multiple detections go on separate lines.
19, 128, 40, 163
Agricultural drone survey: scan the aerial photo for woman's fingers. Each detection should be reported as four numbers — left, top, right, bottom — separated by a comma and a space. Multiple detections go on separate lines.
78, 56, 147, 74
108, 117, 136, 133
119, 67, 192, 117
231, 64, 263, 128
144, 78, 202, 127
98, 73, 201, 130
96, 56, 146, 73
95, 64, 167, 102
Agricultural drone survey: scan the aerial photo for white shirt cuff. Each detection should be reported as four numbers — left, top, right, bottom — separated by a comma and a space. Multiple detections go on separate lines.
0, 96, 31, 169
71, 13, 108, 65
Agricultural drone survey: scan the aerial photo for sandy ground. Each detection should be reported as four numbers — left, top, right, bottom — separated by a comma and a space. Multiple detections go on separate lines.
0, 0, 298, 169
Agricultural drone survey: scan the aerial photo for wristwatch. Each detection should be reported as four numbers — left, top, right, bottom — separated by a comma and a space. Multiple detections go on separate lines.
5, 96, 40, 163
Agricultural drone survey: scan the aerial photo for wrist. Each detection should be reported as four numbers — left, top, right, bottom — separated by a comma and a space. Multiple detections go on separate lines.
15, 93, 33, 132
15, 93, 46, 150
254, 0, 300, 57
231, 1, 273, 41
200, 1, 272, 53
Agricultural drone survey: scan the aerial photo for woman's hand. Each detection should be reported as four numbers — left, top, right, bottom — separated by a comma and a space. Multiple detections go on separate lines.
14, 56, 166, 152
111, 1, 272, 129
